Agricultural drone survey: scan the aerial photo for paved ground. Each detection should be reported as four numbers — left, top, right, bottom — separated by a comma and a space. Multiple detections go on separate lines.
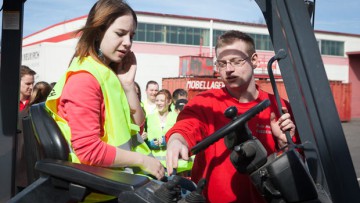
342, 118, 360, 183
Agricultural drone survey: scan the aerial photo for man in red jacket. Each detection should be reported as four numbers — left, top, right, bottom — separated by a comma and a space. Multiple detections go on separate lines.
165, 30, 296, 203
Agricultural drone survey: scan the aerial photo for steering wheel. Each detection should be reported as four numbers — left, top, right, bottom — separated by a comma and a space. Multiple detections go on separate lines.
191, 99, 271, 154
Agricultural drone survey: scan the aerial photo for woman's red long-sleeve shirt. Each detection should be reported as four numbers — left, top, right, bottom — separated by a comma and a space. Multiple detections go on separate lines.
57, 72, 116, 166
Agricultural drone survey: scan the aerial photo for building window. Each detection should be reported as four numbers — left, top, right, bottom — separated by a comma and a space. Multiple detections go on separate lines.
185, 27, 194, 45
320, 40, 344, 56
247, 33, 273, 51
135, 22, 343, 57
154, 24, 164, 42
213, 30, 226, 46
134, 22, 209, 46
146, 24, 155, 42
136, 23, 146, 41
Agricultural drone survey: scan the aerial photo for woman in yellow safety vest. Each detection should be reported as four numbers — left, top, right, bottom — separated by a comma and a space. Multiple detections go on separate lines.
145, 89, 193, 173
45, 1, 164, 201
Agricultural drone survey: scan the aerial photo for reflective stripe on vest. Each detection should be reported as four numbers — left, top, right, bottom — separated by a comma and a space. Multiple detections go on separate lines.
46, 56, 152, 164
152, 149, 194, 173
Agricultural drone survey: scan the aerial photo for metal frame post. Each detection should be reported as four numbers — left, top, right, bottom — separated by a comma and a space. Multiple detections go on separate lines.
255, 0, 360, 202
0, 0, 25, 200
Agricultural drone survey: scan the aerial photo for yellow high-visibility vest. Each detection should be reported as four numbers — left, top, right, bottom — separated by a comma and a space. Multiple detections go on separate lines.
146, 111, 194, 172
46, 56, 153, 202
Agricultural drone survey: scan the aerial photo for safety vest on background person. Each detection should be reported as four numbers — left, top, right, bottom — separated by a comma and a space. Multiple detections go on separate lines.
146, 111, 194, 173
170, 103, 175, 112
143, 99, 157, 116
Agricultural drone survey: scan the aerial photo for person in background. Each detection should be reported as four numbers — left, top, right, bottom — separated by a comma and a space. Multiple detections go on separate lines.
166, 30, 297, 203
19, 65, 36, 111
45, 1, 164, 201
27, 81, 52, 109
143, 80, 159, 115
50, 82, 57, 89
16, 81, 52, 191
134, 81, 148, 141
145, 89, 193, 173
174, 98, 188, 114
171, 88, 188, 111
134, 81, 142, 103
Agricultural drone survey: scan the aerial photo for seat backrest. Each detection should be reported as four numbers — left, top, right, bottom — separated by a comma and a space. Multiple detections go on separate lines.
22, 102, 69, 184
22, 116, 42, 184
29, 102, 69, 161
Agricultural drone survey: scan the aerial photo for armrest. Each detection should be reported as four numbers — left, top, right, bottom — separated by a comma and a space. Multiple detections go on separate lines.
35, 159, 150, 197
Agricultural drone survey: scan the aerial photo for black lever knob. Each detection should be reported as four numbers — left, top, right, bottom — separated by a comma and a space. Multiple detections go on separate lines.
182, 179, 206, 203
155, 175, 181, 202
224, 106, 237, 119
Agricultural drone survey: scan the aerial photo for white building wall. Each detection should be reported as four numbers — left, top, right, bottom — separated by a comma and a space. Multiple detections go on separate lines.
344, 36, 360, 53
135, 53, 179, 98
22, 42, 76, 83
22, 45, 41, 79
138, 14, 211, 29
324, 65, 349, 82
212, 21, 268, 35
23, 17, 86, 46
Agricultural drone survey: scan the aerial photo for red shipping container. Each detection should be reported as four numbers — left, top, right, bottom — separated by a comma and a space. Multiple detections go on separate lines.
163, 77, 351, 122
179, 56, 214, 77
256, 79, 351, 121
162, 77, 224, 99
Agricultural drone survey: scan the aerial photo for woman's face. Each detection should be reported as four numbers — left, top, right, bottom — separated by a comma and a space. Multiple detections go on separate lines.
155, 94, 170, 114
99, 13, 136, 65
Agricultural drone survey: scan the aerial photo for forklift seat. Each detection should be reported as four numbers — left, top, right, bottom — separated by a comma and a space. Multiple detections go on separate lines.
12, 102, 150, 203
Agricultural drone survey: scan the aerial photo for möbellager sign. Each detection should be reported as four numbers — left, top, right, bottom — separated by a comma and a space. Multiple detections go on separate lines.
186, 80, 225, 90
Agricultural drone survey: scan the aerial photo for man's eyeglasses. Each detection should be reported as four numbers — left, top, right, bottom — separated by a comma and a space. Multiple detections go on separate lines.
215, 57, 249, 69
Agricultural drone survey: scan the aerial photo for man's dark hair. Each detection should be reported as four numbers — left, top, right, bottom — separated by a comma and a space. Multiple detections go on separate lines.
146, 80, 158, 90
20, 65, 36, 78
215, 30, 255, 56
175, 99, 188, 111
172, 88, 188, 101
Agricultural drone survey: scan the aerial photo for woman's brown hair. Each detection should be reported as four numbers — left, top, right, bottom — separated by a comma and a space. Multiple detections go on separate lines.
23, 81, 52, 112
74, 0, 137, 64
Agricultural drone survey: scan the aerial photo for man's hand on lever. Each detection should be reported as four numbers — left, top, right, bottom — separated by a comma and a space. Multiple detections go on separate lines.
166, 133, 189, 175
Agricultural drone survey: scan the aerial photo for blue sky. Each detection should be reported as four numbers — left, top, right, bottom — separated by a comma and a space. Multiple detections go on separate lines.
2, 0, 360, 37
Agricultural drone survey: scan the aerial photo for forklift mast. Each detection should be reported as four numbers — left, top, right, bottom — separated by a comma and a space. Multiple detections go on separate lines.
255, 0, 360, 202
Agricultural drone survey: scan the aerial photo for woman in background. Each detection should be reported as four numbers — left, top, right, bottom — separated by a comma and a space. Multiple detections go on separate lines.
27, 81, 52, 108
146, 89, 193, 173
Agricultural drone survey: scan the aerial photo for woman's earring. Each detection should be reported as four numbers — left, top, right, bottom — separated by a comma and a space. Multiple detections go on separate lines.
97, 48, 105, 62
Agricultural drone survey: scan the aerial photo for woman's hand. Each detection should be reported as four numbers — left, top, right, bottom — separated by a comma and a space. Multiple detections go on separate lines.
117, 51, 137, 92
140, 155, 165, 180
141, 132, 148, 140
116, 51, 145, 125
114, 149, 164, 180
